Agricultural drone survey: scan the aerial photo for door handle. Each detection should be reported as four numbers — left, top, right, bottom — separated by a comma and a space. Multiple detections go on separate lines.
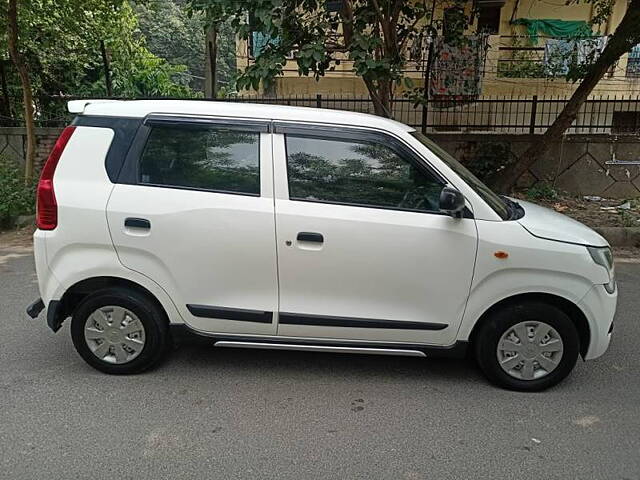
125, 217, 151, 229
297, 232, 323, 243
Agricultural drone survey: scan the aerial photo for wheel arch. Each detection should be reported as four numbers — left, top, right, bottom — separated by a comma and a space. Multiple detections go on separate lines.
51, 276, 172, 332
467, 292, 591, 358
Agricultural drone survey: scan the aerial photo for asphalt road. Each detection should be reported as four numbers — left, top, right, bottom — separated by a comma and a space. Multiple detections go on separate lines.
1, 245, 639, 480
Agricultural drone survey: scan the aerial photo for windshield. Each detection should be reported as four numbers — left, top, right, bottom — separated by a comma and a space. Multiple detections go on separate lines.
410, 132, 511, 220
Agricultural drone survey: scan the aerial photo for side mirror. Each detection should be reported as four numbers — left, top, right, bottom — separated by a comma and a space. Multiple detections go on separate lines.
439, 186, 466, 217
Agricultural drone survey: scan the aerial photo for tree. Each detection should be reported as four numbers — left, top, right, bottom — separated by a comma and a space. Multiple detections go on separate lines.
494, 0, 640, 192
6, 0, 36, 183
1, 0, 194, 181
134, 0, 209, 91
189, 0, 440, 116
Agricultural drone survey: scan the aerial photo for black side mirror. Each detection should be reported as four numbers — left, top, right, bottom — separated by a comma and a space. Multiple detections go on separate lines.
439, 186, 465, 217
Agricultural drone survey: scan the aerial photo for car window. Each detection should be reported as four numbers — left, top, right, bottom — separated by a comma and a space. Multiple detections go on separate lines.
285, 135, 443, 212
410, 132, 510, 220
139, 125, 260, 195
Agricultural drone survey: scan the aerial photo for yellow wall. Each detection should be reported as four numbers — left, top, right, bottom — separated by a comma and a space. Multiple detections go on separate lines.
236, 0, 640, 98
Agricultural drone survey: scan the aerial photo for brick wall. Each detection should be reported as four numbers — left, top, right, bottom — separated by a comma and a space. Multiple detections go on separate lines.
0, 127, 64, 173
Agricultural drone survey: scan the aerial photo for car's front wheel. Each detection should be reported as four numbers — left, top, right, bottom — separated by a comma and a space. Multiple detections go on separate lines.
70, 287, 169, 374
474, 301, 580, 391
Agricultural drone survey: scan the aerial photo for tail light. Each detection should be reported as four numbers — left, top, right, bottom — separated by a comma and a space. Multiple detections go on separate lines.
36, 126, 76, 230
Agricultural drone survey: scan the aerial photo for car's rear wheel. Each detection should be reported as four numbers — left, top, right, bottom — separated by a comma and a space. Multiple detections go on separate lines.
70, 287, 169, 374
474, 301, 580, 391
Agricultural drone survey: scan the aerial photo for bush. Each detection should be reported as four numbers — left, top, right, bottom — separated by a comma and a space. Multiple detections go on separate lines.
0, 158, 36, 229
526, 183, 558, 201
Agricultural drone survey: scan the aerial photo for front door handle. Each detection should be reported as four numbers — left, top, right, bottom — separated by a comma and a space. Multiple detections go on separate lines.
125, 217, 151, 229
297, 232, 323, 243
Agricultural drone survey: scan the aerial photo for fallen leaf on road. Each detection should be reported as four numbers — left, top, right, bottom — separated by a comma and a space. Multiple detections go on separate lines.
553, 203, 568, 212
573, 415, 600, 427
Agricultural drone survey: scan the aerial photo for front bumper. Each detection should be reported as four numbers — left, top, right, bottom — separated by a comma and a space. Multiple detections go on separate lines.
578, 283, 617, 360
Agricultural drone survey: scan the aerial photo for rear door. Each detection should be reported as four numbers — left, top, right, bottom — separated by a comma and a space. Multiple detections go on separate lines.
272, 124, 478, 346
106, 115, 278, 335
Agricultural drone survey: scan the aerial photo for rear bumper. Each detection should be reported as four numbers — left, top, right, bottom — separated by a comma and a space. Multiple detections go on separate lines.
578, 284, 617, 360
25, 298, 64, 332
26, 298, 45, 318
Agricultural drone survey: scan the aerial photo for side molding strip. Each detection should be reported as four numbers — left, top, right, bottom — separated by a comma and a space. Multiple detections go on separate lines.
186, 304, 273, 323
214, 341, 426, 357
279, 313, 448, 331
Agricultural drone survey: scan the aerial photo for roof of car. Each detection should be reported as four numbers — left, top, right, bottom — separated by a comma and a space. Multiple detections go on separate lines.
70, 99, 414, 133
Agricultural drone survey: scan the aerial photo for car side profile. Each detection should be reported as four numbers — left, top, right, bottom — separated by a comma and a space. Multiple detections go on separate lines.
26, 100, 617, 391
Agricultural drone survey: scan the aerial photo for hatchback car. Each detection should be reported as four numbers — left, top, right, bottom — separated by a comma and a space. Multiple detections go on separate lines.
26, 100, 617, 391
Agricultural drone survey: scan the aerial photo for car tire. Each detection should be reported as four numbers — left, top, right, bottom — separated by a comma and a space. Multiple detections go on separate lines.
70, 287, 169, 374
474, 301, 580, 391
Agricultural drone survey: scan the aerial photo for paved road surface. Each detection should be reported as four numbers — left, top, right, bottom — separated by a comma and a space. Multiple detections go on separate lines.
1, 244, 639, 479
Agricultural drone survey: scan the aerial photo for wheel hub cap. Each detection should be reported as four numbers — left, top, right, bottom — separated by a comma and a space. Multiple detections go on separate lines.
84, 306, 146, 365
496, 321, 564, 381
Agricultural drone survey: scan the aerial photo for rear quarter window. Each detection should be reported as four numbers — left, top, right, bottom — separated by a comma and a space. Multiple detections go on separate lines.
138, 124, 260, 195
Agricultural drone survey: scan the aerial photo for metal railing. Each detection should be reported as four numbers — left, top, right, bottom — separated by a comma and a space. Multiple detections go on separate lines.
2, 94, 640, 135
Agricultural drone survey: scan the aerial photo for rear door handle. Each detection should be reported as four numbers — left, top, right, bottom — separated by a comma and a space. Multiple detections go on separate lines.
297, 232, 323, 243
125, 217, 151, 229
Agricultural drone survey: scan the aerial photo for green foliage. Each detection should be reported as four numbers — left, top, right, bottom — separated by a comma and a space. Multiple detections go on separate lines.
463, 142, 514, 181
189, 0, 435, 113
497, 37, 546, 79
526, 183, 558, 201
497, 58, 546, 79
134, 0, 217, 91
0, 158, 35, 227
1, 0, 194, 120
619, 209, 637, 227
570, 0, 615, 27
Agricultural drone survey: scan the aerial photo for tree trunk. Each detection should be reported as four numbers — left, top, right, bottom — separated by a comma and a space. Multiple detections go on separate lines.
7, 0, 36, 183
363, 76, 393, 117
205, 25, 218, 99
493, 0, 640, 193
341, 0, 394, 118
100, 40, 113, 97
0, 60, 13, 123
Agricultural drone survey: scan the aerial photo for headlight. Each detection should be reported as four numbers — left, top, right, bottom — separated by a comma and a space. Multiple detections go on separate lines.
587, 246, 615, 293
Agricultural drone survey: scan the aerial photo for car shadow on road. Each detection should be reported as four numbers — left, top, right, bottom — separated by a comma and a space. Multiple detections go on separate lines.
166, 339, 486, 388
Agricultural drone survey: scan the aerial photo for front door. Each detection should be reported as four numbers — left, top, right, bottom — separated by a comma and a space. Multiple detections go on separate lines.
272, 125, 478, 346
107, 115, 278, 335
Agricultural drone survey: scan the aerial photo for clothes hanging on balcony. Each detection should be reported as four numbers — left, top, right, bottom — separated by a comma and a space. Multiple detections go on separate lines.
511, 18, 593, 43
251, 32, 280, 57
543, 36, 607, 76
627, 44, 640, 77
429, 35, 489, 100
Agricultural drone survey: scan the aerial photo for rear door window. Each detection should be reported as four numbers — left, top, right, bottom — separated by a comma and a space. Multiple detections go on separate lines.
138, 124, 260, 195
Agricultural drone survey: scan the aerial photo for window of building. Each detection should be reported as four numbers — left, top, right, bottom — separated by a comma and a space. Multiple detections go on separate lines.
139, 125, 260, 195
477, 6, 501, 34
285, 135, 443, 212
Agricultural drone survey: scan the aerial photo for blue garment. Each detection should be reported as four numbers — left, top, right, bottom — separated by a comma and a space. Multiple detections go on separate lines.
628, 44, 640, 76
544, 36, 607, 76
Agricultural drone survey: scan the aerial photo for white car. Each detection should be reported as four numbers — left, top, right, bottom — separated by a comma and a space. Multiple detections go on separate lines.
26, 100, 617, 391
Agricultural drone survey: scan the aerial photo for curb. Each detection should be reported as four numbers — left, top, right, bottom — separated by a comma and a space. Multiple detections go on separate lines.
594, 227, 640, 248
616, 257, 640, 264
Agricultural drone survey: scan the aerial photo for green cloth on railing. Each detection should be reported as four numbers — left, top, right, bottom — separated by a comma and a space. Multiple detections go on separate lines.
511, 18, 594, 43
